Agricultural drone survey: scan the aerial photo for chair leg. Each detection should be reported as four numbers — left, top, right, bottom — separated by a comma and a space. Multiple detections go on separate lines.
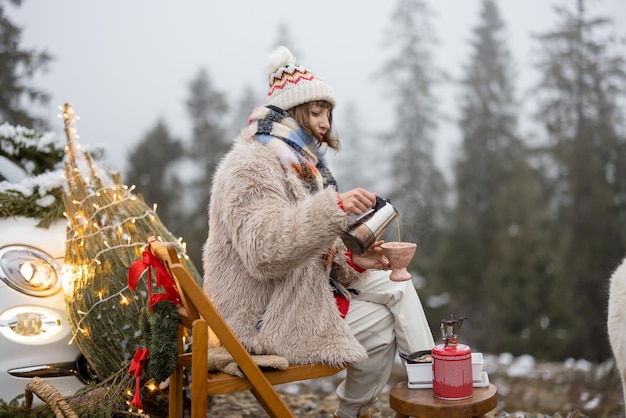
191, 319, 209, 418
169, 326, 185, 418
169, 365, 184, 418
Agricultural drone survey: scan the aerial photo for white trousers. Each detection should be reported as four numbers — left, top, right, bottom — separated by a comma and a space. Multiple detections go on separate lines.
334, 269, 435, 418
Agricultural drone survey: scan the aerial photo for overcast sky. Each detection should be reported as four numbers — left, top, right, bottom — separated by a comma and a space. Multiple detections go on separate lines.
8, 0, 626, 178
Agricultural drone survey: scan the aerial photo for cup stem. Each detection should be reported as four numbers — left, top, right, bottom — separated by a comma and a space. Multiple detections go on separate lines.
389, 267, 411, 282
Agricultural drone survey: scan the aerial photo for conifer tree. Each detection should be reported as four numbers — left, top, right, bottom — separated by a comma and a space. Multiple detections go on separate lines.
0, 0, 51, 128
183, 68, 229, 266
227, 86, 259, 139
61, 104, 201, 380
377, 0, 448, 268
533, 0, 626, 361
433, 0, 553, 357
125, 118, 184, 227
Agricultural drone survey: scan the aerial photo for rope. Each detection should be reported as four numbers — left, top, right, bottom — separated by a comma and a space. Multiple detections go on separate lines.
23, 377, 79, 418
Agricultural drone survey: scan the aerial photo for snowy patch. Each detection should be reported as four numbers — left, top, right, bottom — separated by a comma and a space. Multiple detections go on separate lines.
563, 357, 592, 372
35, 194, 57, 208
507, 354, 535, 377
583, 394, 601, 409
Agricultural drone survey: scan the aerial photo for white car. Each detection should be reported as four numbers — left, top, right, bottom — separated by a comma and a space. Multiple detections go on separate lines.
0, 155, 96, 402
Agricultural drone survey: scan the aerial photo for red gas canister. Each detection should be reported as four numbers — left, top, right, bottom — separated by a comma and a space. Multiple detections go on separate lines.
432, 315, 473, 400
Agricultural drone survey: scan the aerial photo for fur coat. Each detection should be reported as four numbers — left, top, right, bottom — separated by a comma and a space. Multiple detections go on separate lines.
608, 255, 626, 414
202, 111, 368, 366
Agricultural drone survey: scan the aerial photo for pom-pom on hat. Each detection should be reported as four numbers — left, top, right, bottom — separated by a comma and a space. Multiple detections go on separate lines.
266, 46, 335, 110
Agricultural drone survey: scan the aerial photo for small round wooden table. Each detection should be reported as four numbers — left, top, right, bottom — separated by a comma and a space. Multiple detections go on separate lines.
389, 382, 498, 418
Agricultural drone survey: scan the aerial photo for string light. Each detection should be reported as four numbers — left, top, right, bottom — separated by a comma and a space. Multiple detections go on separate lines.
67, 285, 136, 340
65, 211, 157, 245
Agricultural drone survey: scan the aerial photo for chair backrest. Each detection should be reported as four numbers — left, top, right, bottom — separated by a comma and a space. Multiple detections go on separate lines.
149, 241, 345, 418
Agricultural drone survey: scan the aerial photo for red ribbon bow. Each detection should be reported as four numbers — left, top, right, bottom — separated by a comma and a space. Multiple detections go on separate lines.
126, 241, 181, 409
128, 243, 181, 309
128, 347, 150, 409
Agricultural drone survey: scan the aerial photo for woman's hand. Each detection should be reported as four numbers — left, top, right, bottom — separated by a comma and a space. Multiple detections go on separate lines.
351, 241, 390, 271
339, 188, 376, 215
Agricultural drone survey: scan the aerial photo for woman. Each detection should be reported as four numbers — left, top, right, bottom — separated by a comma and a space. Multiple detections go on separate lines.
203, 46, 434, 418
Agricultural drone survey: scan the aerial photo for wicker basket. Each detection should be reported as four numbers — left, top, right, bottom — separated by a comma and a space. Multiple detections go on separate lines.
24, 377, 78, 418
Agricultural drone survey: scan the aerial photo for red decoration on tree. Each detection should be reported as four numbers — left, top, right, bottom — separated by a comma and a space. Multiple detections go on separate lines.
128, 242, 180, 310
127, 347, 150, 409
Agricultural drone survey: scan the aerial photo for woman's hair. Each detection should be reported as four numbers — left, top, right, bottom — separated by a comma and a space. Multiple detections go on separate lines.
288, 101, 340, 151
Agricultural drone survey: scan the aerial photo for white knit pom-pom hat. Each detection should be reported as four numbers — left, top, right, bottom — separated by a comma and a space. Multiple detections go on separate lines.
265, 46, 336, 110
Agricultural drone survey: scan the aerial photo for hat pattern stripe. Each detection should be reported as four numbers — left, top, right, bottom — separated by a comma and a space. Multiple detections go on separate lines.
268, 73, 318, 96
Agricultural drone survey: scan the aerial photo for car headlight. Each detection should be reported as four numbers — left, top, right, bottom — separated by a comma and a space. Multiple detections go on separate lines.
0, 306, 64, 343
0, 245, 61, 297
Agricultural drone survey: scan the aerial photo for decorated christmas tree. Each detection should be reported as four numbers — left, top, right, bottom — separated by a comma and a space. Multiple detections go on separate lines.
60, 103, 202, 382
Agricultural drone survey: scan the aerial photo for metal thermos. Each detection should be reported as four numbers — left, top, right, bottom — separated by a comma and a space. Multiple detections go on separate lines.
341, 196, 399, 255
432, 315, 473, 400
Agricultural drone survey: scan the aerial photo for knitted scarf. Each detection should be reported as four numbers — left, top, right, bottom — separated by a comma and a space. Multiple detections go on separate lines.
249, 105, 337, 194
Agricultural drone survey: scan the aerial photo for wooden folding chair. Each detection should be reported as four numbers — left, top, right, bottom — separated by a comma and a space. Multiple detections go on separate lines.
149, 241, 345, 418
